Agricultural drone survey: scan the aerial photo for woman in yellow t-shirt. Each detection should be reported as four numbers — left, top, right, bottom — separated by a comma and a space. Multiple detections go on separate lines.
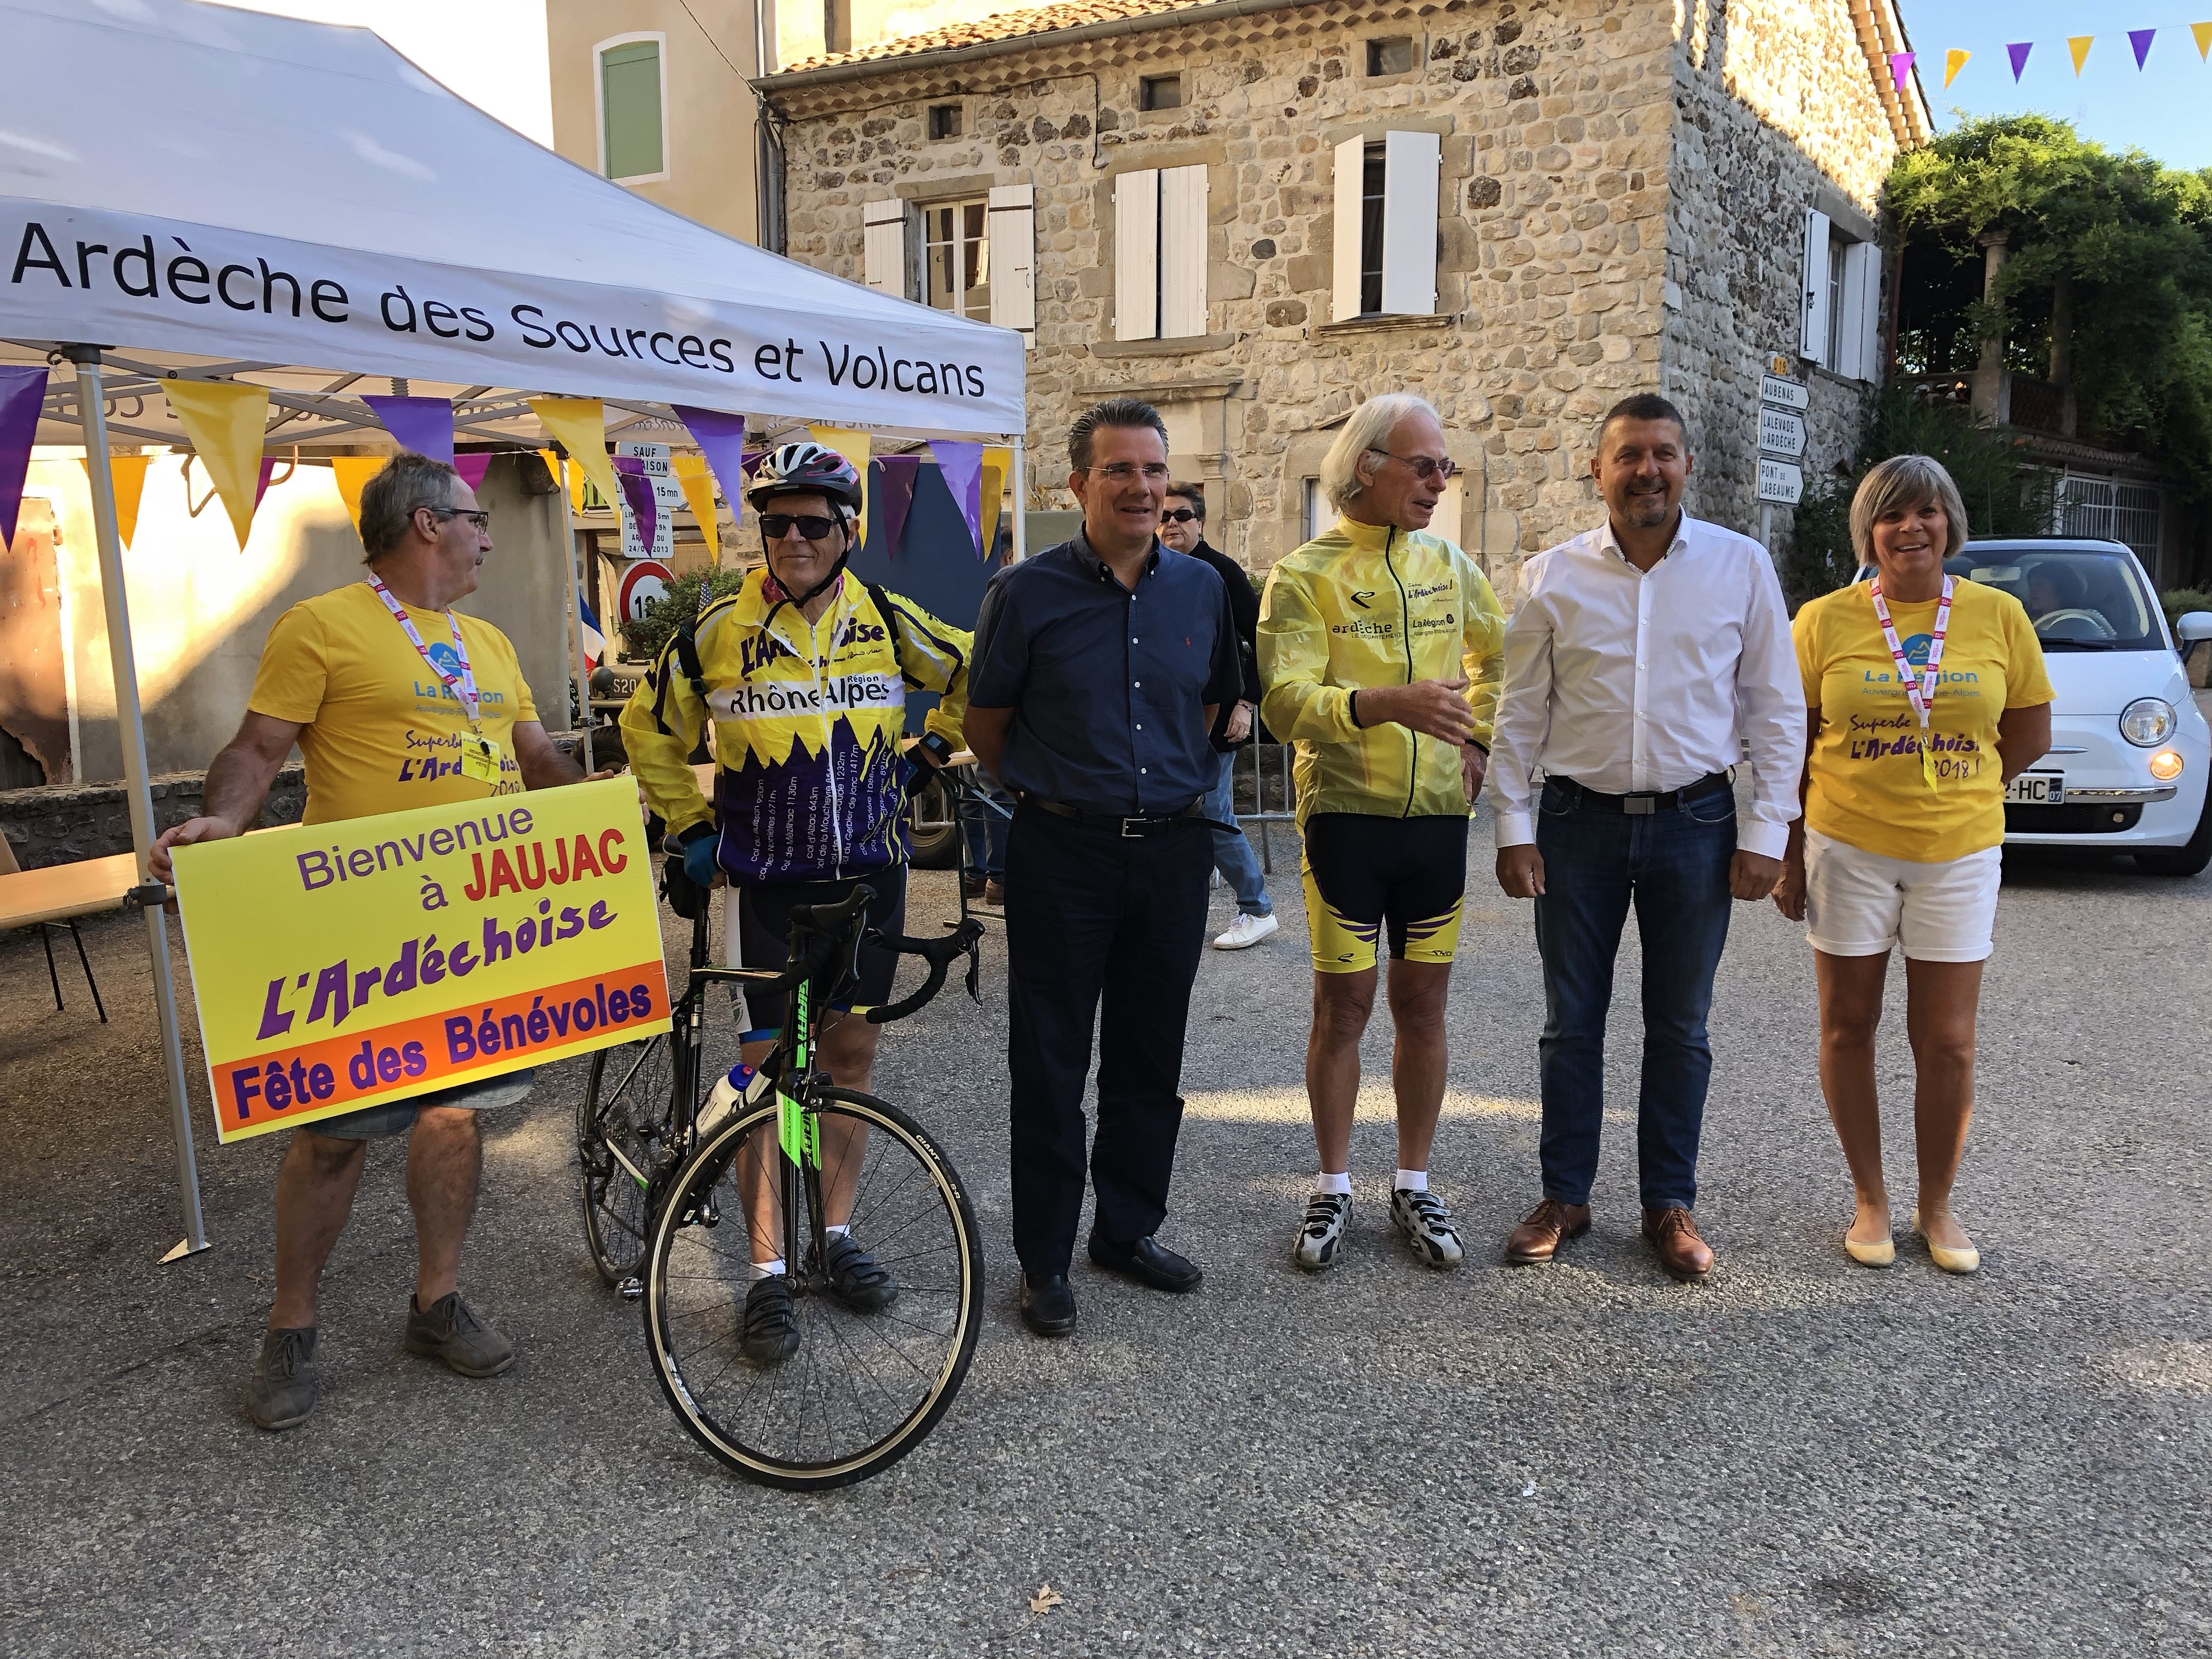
1774, 455, 2052, 1274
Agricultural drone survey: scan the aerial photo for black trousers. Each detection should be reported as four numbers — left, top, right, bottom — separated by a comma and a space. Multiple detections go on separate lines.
1003, 804, 1211, 1276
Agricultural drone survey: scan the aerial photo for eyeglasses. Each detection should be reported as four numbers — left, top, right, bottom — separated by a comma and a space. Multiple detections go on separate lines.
422, 506, 492, 531
759, 512, 842, 541
1084, 462, 1172, 483
1160, 508, 1200, 524
1374, 452, 1458, 481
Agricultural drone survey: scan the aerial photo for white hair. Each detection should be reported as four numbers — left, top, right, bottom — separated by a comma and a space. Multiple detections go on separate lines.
1319, 393, 1438, 512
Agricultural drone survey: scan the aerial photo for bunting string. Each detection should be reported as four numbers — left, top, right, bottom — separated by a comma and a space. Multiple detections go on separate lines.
1905, 18, 2212, 91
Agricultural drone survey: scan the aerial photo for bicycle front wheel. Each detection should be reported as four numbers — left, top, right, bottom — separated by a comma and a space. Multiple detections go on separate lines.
643, 1087, 984, 1490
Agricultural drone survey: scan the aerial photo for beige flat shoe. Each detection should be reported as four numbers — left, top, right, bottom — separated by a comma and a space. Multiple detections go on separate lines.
1843, 1231, 1895, 1268
1911, 1207, 1980, 1274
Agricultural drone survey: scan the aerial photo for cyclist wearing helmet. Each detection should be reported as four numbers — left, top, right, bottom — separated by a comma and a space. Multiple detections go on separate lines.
621, 440, 973, 1364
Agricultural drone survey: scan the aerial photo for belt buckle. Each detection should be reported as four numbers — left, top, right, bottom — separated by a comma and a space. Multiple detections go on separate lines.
1623, 794, 1657, 816
1121, 817, 1146, 838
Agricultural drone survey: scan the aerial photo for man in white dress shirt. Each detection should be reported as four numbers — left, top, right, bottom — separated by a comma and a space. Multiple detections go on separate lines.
1490, 393, 1803, 1282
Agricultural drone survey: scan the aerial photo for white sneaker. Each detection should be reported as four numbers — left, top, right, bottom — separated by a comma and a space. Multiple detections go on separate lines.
1212, 912, 1279, 950
1390, 1187, 1465, 1269
1293, 1192, 1350, 1272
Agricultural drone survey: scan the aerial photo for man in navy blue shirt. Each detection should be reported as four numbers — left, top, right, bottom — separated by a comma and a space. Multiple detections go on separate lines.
966, 399, 1240, 1339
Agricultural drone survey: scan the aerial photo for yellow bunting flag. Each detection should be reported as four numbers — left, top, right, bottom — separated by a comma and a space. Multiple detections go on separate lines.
979, 465, 1005, 561
330, 456, 383, 535
80, 453, 150, 548
526, 398, 618, 519
673, 453, 720, 565
808, 426, 872, 544
2193, 21, 2211, 59
163, 379, 269, 550
2069, 35, 2094, 74
1944, 48, 1971, 87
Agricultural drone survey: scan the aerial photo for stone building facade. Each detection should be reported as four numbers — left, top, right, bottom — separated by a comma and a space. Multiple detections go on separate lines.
760, 0, 1928, 582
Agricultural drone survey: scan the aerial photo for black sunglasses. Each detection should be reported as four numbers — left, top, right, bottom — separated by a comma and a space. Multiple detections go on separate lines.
421, 505, 492, 531
759, 513, 843, 541
1160, 508, 1200, 524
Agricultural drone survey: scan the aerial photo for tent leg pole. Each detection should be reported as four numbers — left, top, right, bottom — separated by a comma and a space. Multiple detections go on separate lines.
1009, 438, 1028, 562
558, 456, 595, 775
66, 347, 210, 1265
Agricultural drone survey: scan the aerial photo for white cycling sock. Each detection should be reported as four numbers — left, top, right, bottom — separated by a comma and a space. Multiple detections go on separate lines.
748, 1257, 787, 1282
825, 1224, 851, 1240
1395, 1169, 1429, 1194
1313, 1170, 1352, 1197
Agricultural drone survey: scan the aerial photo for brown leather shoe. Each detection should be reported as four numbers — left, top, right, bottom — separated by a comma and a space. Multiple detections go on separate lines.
1505, 1198, 1591, 1266
1641, 1206, 1714, 1282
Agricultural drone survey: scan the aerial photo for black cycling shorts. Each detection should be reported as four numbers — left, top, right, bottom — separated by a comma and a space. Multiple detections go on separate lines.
724, 864, 907, 1038
1300, 813, 1469, 973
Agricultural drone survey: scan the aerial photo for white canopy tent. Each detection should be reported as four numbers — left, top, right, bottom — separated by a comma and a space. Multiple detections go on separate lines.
0, 0, 1029, 1259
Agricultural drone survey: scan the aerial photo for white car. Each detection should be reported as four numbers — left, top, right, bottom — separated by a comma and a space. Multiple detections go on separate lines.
1858, 538, 2212, 876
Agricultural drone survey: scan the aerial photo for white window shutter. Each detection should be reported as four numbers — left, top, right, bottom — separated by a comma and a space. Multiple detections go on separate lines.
1379, 131, 1441, 316
988, 183, 1036, 349
1843, 239, 1882, 383
1331, 136, 1364, 323
1159, 164, 1209, 338
1800, 208, 1832, 363
1114, 168, 1160, 342
864, 198, 909, 297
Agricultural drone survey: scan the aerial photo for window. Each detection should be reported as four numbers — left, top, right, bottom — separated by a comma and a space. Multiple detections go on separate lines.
1140, 74, 1182, 111
1367, 36, 1415, 75
924, 199, 992, 322
596, 36, 666, 182
1801, 209, 1882, 382
1304, 477, 1329, 541
1331, 131, 1441, 321
927, 103, 962, 139
1113, 165, 1208, 340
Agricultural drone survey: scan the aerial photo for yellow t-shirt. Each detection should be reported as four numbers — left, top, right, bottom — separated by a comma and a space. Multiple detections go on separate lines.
247, 582, 538, 826
1793, 578, 2054, 862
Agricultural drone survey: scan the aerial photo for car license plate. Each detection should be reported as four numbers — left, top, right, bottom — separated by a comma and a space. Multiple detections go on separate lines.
2005, 774, 2064, 805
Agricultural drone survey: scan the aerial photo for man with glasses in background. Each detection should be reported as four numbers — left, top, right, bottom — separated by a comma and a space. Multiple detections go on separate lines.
1257, 393, 1505, 1274
1156, 481, 1277, 950
964, 399, 1241, 1339
151, 452, 592, 1430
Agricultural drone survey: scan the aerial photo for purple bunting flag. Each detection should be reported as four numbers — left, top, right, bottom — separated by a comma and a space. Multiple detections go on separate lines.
360, 394, 455, 466
1888, 50, 1915, 91
0, 364, 47, 551
612, 455, 657, 551
930, 440, 985, 555
874, 455, 922, 557
2130, 28, 2156, 68
453, 453, 494, 492
255, 455, 278, 510
742, 449, 768, 478
670, 406, 748, 524
2007, 41, 2033, 81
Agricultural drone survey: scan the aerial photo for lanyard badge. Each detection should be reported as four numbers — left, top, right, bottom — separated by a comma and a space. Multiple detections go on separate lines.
1868, 574, 1953, 790
368, 576, 503, 785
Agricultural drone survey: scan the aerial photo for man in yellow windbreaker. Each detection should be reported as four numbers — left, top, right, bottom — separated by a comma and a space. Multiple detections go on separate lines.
621, 441, 970, 1365
1257, 394, 1505, 1275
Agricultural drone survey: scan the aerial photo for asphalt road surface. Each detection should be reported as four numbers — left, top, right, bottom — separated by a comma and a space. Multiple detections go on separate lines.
5, 794, 2208, 1657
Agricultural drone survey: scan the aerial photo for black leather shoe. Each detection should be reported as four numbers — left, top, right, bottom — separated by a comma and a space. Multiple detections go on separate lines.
1087, 1232, 1204, 1293
1019, 1273, 1076, 1338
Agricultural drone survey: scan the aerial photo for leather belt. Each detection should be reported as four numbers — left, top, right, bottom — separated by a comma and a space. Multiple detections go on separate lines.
1549, 772, 1732, 816
1024, 795, 1211, 838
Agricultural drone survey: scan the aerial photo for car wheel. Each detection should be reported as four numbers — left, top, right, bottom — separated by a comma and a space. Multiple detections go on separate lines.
905, 774, 961, 870
2135, 788, 2212, 877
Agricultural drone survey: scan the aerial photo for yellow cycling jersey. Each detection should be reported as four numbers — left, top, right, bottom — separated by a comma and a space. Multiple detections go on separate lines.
621, 568, 970, 884
1257, 515, 1506, 825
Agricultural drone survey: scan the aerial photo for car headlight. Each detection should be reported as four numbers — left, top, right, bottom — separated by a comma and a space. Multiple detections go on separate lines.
2120, 698, 2177, 747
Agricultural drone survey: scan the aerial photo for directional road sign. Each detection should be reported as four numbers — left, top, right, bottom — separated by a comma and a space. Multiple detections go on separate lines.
1757, 458, 1805, 505
1757, 407, 1808, 459
1760, 374, 1809, 411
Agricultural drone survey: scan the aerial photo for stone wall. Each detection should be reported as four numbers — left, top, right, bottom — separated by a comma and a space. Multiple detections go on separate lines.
769, 0, 1897, 584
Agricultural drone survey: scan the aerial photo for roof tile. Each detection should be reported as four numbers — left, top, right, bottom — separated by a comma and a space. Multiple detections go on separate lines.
782, 0, 1221, 73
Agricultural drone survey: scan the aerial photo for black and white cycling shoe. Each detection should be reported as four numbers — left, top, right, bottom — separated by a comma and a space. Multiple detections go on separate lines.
740, 1275, 802, 1365
1292, 1191, 1351, 1272
1390, 1188, 1465, 1268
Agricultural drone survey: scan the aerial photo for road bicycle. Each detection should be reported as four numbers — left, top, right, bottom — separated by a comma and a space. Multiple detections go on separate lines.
577, 876, 986, 1489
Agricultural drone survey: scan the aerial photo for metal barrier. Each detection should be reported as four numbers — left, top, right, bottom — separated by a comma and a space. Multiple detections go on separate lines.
1233, 742, 1298, 874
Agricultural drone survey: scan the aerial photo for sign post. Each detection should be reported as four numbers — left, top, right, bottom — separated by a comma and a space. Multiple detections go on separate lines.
1756, 371, 1809, 551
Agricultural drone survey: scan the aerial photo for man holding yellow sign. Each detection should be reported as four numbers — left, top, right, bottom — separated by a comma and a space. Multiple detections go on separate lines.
153, 453, 623, 1432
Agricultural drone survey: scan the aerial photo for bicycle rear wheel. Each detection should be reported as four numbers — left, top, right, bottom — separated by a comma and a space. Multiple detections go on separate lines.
577, 1032, 676, 1284
643, 1087, 983, 1490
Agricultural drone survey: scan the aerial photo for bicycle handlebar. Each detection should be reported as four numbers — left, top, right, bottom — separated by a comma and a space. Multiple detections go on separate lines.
865, 919, 985, 1025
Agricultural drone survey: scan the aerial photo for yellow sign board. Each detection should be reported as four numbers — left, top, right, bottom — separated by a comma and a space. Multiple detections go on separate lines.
172, 778, 669, 1143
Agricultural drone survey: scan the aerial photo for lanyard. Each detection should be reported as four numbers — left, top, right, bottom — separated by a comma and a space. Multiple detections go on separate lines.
1868, 574, 1952, 787
368, 574, 482, 732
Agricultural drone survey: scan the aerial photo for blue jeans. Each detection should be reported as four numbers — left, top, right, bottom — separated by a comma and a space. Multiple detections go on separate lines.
961, 775, 1014, 879
1531, 776, 1736, 1210
1204, 749, 1271, 917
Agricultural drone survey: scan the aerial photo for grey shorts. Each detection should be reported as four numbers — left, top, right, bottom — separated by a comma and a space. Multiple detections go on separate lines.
306, 1069, 538, 1141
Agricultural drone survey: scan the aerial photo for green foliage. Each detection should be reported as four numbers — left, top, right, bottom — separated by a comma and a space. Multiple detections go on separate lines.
2162, 588, 2212, 629
1886, 116, 2212, 500
1781, 386, 2058, 611
618, 564, 749, 662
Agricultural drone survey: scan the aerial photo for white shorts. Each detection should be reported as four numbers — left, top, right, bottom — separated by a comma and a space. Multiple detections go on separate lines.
1803, 830, 2002, 963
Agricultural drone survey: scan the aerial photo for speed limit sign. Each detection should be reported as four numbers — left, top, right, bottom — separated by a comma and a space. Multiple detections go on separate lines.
617, 558, 673, 624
